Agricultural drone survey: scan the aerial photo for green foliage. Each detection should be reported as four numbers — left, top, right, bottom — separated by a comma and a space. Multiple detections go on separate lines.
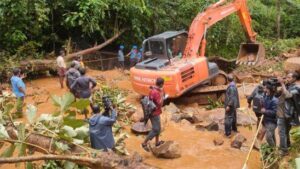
260, 143, 279, 169
206, 97, 223, 110
26, 104, 37, 124
0, 144, 16, 157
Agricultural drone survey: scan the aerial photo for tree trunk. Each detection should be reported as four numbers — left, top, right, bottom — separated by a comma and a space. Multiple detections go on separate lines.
4, 126, 154, 169
276, 0, 281, 40
65, 29, 127, 61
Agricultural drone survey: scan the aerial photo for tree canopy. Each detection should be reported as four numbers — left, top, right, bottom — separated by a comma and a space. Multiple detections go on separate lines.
0, 0, 299, 61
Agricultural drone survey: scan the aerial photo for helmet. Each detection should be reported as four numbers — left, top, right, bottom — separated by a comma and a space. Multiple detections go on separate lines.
140, 48, 143, 52
132, 45, 137, 49
119, 45, 124, 49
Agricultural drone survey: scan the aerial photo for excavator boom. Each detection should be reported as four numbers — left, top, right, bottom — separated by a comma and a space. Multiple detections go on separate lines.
183, 0, 264, 65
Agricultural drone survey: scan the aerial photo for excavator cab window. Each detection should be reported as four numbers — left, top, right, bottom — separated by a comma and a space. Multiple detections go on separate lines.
166, 34, 187, 59
143, 40, 165, 59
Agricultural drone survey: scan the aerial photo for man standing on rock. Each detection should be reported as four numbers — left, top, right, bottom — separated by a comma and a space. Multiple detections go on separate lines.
56, 49, 67, 89
11, 68, 26, 118
142, 77, 165, 152
224, 74, 240, 137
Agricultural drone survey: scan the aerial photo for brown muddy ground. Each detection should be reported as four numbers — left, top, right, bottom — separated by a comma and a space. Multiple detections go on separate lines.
1, 69, 261, 169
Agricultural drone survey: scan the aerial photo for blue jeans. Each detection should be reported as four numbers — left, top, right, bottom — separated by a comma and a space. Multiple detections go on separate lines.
278, 118, 291, 152
264, 122, 277, 147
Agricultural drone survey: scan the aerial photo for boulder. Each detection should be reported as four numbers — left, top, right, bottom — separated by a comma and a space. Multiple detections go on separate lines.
284, 57, 300, 74
131, 122, 151, 134
131, 110, 144, 123
171, 113, 182, 123
231, 134, 247, 149
192, 113, 204, 123
164, 102, 180, 114
180, 119, 192, 126
205, 121, 219, 131
150, 141, 181, 159
213, 137, 224, 146
180, 113, 194, 123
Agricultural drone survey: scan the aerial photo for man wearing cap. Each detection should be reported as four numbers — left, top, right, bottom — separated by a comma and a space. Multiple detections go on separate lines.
118, 45, 125, 69
128, 45, 138, 67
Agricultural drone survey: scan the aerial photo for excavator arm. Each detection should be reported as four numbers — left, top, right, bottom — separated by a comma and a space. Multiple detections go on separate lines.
183, 0, 258, 59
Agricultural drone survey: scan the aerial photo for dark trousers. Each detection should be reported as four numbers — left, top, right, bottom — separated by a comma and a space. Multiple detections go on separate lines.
225, 109, 237, 136
119, 61, 125, 69
146, 115, 161, 141
278, 118, 292, 152
254, 111, 263, 128
264, 122, 277, 147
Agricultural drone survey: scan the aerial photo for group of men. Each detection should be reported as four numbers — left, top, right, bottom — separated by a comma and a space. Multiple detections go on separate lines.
224, 72, 300, 156
118, 45, 143, 69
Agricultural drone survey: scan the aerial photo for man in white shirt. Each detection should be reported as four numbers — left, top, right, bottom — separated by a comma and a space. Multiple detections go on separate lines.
56, 49, 66, 88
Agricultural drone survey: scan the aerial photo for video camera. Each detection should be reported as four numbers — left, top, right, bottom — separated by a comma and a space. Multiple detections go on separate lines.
102, 96, 112, 110
263, 78, 281, 88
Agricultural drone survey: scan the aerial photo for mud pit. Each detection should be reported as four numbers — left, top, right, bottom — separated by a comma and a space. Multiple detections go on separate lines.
1, 69, 261, 169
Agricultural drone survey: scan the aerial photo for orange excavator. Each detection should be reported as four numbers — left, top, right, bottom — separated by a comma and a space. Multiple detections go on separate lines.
130, 0, 265, 101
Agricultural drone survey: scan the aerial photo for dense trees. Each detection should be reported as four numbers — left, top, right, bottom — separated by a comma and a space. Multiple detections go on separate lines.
0, 0, 299, 61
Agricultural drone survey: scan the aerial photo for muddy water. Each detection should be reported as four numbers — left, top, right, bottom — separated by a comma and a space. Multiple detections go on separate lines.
1, 69, 262, 169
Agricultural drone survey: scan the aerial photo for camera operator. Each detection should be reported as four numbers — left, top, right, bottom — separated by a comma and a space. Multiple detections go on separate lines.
89, 97, 117, 151
276, 72, 300, 155
261, 84, 278, 147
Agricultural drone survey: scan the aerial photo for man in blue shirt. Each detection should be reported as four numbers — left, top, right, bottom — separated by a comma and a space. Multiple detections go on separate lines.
89, 103, 117, 151
118, 45, 125, 69
261, 84, 278, 147
10, 68, 26, 118
128, 45, 138, 67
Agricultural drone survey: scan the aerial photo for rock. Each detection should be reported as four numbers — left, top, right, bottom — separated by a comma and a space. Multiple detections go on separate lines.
164, 102, 180, 114
192, 113, 204, 123
180, 119, 192, 126
231, 134, 247, 149
171, 113, 182, 123
284, 57, 300, 74
150, 141, 181, 159
205, 121, 219, 131
180, 113, 194, 123
213, 138, 224, 146
130, 152, 143, 163
123, 70, 130, 76
131, 122, 151, 134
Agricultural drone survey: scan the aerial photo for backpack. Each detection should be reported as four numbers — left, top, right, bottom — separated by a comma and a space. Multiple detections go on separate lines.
140, 96, 156, 125
253, 92, 264, 113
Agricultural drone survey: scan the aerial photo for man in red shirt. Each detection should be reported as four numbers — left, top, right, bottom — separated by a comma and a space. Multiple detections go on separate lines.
142, 77, 165, 152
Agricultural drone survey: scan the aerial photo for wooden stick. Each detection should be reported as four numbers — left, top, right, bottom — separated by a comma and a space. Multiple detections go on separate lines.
242, 115, 264, 169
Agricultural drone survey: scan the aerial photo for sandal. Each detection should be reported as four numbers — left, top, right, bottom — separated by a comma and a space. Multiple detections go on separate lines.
156, 140, 165, 147
141, 143, 150, 152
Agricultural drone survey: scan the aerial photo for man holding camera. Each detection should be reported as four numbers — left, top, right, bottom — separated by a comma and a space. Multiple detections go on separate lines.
224, 74, 240, 137
89, 97, 117, 151
277, 72, 300, 155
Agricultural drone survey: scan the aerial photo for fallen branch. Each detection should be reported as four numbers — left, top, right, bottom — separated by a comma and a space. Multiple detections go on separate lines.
66, 29, 127, 60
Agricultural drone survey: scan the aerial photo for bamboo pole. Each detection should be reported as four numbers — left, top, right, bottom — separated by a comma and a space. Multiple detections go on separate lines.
242, 115, 264, 169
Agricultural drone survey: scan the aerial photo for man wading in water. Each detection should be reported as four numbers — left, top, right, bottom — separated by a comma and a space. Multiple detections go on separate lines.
142, 77, 165, 152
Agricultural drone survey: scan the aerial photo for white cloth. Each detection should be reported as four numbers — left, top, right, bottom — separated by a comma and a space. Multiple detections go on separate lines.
56, 56, 66, 68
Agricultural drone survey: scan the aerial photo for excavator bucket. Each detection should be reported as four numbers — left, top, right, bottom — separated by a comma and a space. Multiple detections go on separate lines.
236, 43, 265, 65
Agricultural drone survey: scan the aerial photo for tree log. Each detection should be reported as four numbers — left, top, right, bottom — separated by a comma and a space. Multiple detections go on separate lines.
5, 125, 154, 169
66, 29, 126, 61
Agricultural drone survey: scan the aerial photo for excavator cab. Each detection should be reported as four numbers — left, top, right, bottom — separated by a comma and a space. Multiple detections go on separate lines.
236, 43, 265, 65
136, 31, 188, 70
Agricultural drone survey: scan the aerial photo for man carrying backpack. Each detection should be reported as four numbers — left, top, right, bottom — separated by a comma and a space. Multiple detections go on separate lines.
247, 84, 265, 128
141, 77, 165, 152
